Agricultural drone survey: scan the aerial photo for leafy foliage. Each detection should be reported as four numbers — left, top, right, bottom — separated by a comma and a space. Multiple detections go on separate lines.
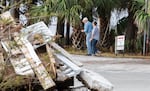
29, 0, 93, 26
133, 0, 149, 33
54, 0, 83, 25
94, 0, 121, 18
135, 10, 149, 32
1, 0, 148, 53
0, 18, 13, 26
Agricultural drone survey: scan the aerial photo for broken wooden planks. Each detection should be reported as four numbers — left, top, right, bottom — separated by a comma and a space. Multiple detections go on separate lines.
49, 42, 83, 67
55, 53, 81, 77
46, 44, 81, 78
46, 44, 56, 79
1, 40, 34, 75
14, 36, 55, 90
9, 58, 34, 75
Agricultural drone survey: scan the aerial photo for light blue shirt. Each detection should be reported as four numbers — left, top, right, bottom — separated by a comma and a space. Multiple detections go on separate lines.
84, 21, 93, 35
92, 26, 100, 40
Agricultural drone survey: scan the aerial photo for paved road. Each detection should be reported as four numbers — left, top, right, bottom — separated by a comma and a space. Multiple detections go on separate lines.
73, 55, 150, 91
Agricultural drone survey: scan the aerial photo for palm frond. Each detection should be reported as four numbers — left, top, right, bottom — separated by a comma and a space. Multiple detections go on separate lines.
0, 18, 13, 26
135, 9, 149, 33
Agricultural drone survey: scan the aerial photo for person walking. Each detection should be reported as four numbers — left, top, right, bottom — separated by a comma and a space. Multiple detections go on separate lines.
82, 17, 93, 56
90, 21, 100, 56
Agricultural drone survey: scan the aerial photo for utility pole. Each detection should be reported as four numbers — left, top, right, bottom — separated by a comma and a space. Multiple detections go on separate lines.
143, 0, 148, 55
146, 0, 150, 55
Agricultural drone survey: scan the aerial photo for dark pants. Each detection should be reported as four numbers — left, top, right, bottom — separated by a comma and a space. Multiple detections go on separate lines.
91, 39, 98, 54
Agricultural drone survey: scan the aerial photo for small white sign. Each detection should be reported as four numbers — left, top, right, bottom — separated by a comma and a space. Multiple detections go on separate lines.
115, 35, 125, 51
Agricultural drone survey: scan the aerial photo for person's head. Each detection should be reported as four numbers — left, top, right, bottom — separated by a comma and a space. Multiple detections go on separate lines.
92, 21, 97, 26
82, 17, 88, 23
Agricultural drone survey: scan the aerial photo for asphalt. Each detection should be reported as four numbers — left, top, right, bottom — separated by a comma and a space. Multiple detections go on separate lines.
72, 55, 150, 91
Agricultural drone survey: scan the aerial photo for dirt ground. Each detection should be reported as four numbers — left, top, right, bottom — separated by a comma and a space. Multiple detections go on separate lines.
66, 47, 150, 59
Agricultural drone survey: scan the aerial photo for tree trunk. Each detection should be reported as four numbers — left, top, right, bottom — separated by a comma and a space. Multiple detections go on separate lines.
56, 17, 65, 46
57, 17, 64, 38
99, 17, 109, 48
125, 22, 138, 53
125, 8, 138, 53
65, 22, 70, 45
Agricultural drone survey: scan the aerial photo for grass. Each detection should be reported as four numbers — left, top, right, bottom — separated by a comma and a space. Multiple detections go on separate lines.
99, 52, 150, 59
65, 46, 87, 55
65, 47, 150, 59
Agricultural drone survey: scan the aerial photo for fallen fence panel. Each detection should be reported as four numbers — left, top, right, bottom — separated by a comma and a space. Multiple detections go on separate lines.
14, 36, 55, 90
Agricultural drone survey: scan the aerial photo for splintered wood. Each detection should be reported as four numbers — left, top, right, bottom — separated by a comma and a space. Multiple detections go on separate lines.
46, 44, 56, 79
1, 40, 34, 75
14, 35, 55, 90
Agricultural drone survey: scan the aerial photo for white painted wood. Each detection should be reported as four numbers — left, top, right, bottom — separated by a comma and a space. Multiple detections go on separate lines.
10, 58, 34, 75
46, 44, 56, 79
11, 49, 22, 55
50, 42, 83, 67
20, 21, 53, 43
6, 21, 114, 91
1, 40, 34, 75
55, 53, 81, 77
1, 41, 9, 53
14, 36, 55, 90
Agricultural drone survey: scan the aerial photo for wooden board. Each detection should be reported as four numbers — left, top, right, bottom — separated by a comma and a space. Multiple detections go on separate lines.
46, 44, 56, 79
49, 42, 83, 67
20, 21, 53, 43
10, 58, 34, 75
1, 40, 34, 75
55, 53, 81, 77
14, 36, 55, 90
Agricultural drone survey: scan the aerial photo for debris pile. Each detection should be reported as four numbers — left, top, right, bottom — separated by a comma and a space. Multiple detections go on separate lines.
0, 11, 114, 91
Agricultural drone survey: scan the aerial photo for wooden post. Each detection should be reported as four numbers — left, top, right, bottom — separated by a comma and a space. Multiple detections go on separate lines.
46, 44, 56, 79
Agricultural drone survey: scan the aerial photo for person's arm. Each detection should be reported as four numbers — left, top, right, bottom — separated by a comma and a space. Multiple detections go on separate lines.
84, 23, 88, 33
90, 34, 94, 41
81, 23, 88, 33
90, 28, 95, 41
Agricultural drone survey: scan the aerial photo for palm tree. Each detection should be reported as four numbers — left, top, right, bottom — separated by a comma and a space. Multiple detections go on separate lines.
133, 0, 150, 55
92, 0, 147, 54
29, 0, 82, 45
54, 0, 83, 45
92, 0, 122, 50
64, 0, 118, 51
29, 0, 94, 47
